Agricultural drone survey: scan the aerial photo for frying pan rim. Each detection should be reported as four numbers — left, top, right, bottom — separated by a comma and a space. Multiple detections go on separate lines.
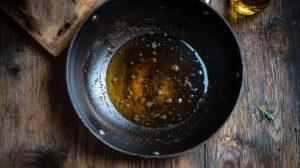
66, 0, 245, 158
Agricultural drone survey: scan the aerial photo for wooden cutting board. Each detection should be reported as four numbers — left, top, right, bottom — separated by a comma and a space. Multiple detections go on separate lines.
0, 0, 105, 56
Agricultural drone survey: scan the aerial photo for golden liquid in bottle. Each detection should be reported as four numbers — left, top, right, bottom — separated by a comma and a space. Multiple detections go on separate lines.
106, 33, 208, 128
231, 0, 270, 15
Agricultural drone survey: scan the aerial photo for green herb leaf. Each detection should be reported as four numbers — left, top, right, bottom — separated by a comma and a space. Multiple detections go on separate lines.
261, 110, 265, 120
258, 106, 275, 121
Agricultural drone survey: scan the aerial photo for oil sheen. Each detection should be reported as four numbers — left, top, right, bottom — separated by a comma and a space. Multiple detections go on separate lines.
106, 33, 208, 127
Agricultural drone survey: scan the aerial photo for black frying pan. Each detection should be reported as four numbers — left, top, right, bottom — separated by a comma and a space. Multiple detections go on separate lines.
66, 0, 243, 157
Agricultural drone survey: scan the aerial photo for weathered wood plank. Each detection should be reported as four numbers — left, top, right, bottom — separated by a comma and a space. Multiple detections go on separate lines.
205, 0, 300, 167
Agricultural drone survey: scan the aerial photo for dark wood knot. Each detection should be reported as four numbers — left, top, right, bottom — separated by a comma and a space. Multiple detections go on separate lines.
7, 65, 20, 75
14, 147, 66, 168
223, 160, 236, 168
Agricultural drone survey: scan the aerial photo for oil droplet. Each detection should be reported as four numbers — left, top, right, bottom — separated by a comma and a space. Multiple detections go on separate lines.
152, 42, 158, 49
112, 77, 118, 82
160, 115, 167, 120
98, 129, 105, 136
153, 151, 160, 155
165, 98, 173, 103
152, 58, 157, 63
171, 64, 180, 71
236, 71, 240, 77
145, 101, 154, 108
192, 88, 198, 92
158, 90, 166, 95
133, 114, 140, 121
184, 77, 193, 88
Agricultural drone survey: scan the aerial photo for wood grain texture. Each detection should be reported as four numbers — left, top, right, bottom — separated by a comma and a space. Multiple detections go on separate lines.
0, 0, 299, 167
0, 0, 105, 56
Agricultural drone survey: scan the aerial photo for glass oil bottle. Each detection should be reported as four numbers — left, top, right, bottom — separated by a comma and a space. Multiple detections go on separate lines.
231, 0, 270, 15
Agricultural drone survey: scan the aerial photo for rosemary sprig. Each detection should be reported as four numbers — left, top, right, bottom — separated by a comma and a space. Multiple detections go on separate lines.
258, 106, 275, 121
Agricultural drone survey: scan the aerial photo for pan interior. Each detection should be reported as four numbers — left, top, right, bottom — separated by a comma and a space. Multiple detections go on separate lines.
67, 0, 243, 156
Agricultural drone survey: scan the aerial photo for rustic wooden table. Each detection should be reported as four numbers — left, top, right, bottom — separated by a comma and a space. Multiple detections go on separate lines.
0, 0, 299, 167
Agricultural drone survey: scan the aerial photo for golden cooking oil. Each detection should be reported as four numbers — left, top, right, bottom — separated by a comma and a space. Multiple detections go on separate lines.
231, 0, 270, 15
106, 33, 208, 127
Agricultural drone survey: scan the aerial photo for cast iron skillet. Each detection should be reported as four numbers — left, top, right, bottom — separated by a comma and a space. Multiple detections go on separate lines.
66, 0, 243, 157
